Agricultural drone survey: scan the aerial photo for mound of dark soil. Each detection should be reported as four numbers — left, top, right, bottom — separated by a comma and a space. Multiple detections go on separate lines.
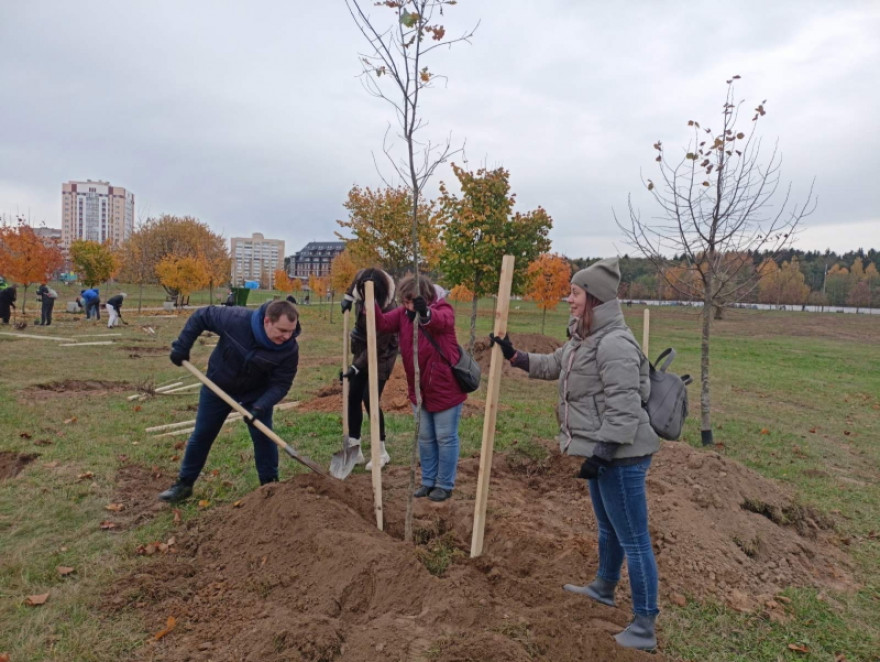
0, 451, 39, 480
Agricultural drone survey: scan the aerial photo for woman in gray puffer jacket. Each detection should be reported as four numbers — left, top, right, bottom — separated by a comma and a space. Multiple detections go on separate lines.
490, 257, 660, 652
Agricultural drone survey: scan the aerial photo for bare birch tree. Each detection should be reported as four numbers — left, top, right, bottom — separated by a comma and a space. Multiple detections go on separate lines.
617, 76, 816, 447
345, 0, 475, 540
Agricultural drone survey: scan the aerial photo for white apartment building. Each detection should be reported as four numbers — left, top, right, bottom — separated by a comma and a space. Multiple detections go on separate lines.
61, 179, 135, 248
230, 233, 285, 288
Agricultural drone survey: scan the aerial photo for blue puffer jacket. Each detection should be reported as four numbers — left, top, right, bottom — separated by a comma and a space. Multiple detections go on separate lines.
172, 302, 300, 410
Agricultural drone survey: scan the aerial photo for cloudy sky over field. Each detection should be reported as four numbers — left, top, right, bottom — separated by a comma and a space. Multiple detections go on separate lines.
1, 0, 878, 259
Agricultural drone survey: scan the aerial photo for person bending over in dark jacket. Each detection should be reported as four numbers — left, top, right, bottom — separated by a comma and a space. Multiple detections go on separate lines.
491, 258, 660, 652
373, 274, 466, 502
158, 299, 301, 503
0, 285, 17, 324
105, 293, 126, 328
339, 268, 399, 469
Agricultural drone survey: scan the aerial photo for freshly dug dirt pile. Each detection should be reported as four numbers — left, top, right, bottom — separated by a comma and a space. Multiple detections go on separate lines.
118, 438, 852, 661
24, 379, 135, 400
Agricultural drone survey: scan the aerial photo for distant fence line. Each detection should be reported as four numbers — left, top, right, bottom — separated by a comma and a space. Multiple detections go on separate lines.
625, 300, 880, 316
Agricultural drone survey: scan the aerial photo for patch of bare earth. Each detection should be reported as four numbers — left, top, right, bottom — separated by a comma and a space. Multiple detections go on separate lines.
114, 436, 851, 661
0, 451, 39, 480
23, 380, 135, 401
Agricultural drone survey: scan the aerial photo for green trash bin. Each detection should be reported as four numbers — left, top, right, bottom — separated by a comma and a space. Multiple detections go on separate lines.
232, 287, 250, 306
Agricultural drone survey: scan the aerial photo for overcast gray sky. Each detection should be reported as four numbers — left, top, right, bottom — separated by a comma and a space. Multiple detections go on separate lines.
1, 1, 878, 259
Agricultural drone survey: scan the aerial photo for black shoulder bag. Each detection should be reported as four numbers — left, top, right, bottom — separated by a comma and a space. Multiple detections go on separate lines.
420, 328, 481, 393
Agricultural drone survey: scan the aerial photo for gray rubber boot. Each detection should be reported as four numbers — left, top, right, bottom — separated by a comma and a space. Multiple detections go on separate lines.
562, 577, 617, 607
614, 613, 657, 651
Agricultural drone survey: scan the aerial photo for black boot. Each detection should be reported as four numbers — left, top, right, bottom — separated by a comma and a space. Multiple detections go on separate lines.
563, 576, 617, 607
614, 613, 657, 651
158, 481, 193, 503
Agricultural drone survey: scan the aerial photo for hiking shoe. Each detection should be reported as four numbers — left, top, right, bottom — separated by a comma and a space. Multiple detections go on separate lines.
414, 485, 432, 498
158, 481, 193, 503
428, 487, 452, 502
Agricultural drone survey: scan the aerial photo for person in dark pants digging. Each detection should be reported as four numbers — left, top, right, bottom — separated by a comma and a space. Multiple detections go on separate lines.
36, 283, 57, 326
158, 299, 301, 503
339, 268, 399, 469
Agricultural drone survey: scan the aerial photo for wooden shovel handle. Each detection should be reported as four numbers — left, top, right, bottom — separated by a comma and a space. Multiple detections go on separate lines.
342, 309, 351, 436
181, 360, 327, 477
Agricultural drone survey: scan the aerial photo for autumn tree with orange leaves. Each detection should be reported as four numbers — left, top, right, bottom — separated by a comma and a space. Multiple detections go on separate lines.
329, 249, 363, 295
69, 240, 118, 288
0, 221, 64, 316
274, 269, 295, 293
525, 253, 571, 334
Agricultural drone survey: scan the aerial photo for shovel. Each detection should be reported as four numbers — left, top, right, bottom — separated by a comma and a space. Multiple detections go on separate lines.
181, 360, 328, 477
329, 309, 359, 479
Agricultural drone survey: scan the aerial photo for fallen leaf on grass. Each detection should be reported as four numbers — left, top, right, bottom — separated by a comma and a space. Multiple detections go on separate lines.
787, 643, 809, 653
0, 651, 10, 661
63, 417, 78, 425
99, 521, 119, 530
154, 616, 177, 641
198, 500, 211, 509
170, 454, 180, 461
34, 438, 53, 446
105, 503, 124, 512
173, 441, 185, 450
25, 593, 49, 606
57, 566, 75, 576
19, 431, 32, 439
843, 430, 851, 436
133, 405, 142, 412
233, 500, 243, 508
77, 472, 94, 480
210, 469, 220, 477
173, 509, 182, 525
759, 428, 770, 435
835, 654, 848, 661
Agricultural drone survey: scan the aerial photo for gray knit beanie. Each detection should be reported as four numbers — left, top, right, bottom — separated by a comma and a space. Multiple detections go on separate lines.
571, 257, 621, 303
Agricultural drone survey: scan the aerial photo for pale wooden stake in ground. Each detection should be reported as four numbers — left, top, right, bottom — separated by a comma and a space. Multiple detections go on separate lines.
365, 281, 384, 530
471, 255, 515, 558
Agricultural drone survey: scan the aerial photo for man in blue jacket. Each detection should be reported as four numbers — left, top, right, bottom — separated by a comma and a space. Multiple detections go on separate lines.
158, 299, 301, 503
80, 288, 100, 320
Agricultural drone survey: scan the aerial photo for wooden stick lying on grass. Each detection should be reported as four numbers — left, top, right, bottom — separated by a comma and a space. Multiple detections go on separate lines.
147, 400, 301, 435
59, 341, 115, 347
157, 383, 200, 394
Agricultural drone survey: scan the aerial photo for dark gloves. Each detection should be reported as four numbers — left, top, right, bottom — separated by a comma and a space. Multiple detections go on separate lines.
578, 456, 609, 480
243, 406, 264, 426
489, 333, 516, 360
340, 296, 354, 314
339, 365, 359, 381
577, 443, 617, 480
170, 346, 190, 367
412, 296, 430, 321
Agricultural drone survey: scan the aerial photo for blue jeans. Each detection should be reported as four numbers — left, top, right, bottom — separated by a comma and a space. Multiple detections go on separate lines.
179, 387, 278, 485
589, 456, 659, 616
414, 403, 463, 491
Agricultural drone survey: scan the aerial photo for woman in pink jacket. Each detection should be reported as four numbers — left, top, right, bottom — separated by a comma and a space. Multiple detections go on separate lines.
374, 274, 466, 502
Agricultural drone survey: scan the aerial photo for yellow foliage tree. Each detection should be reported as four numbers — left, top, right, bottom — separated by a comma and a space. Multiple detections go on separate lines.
274, 269, 294, 293
525, 253, 570, 334
329, 249, 363, 294
447, 283, 474, 303
155, 255, 211, 310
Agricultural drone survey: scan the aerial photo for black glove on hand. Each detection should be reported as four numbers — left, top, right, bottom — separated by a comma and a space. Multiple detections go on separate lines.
340, 298, 353, 314
412, 296, 429, 320
243, 406, 264, 426
577, 456, 609, 480
339, 366, 359, 381
489, 333, 516, 360
169, 346, 190, 367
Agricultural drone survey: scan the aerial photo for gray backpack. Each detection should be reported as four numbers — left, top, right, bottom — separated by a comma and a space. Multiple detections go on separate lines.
645, 348, 692, 440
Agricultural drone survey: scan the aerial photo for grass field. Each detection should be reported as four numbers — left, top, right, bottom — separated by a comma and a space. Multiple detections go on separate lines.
1, 288, 879, 661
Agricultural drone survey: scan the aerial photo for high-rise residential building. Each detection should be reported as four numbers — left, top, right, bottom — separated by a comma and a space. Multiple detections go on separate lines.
61, 179, 135, 248
285, 241, 345, 281
230, 232, 285, 288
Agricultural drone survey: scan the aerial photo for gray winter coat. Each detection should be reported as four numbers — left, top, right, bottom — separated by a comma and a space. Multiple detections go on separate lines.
527, 299, 659, 459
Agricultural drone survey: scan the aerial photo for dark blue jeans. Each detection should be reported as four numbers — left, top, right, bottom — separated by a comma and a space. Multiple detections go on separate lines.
178, 387, 278, 485
588, 456, 659, 616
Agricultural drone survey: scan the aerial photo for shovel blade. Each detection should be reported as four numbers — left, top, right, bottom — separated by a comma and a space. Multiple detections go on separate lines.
329, 445, 359, 480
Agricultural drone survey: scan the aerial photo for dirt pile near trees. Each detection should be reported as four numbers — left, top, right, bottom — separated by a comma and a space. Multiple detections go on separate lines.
118, 437, 852, 661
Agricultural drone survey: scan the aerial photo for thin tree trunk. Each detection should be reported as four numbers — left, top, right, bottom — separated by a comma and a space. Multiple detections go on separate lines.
469, 292, 479, 353
700, 274, 713, 446
541, 307, 546, 335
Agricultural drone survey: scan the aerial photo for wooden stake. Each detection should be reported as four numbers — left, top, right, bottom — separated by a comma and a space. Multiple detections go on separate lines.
154, 382, 184, 393
145, 401, 299, 434
470, 255, 515, 558
0, 332, 70, 341
157, 383, 200, 394
365, 281, 383, 530
642, 308, 650, 360
59, 341, 115, 347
